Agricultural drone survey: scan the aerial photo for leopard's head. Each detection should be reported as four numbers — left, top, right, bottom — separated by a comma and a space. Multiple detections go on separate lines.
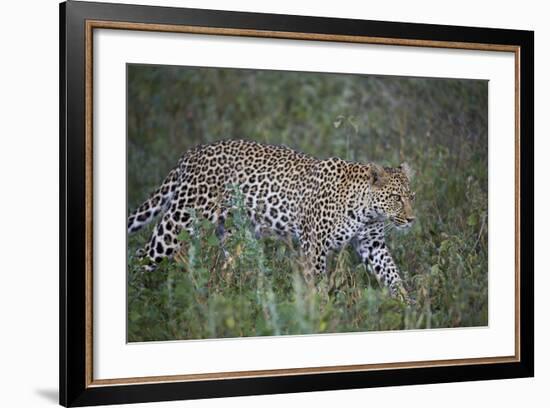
367, 162, 416, 229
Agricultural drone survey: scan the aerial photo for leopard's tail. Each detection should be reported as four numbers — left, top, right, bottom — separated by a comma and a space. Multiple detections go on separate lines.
127, 167, 181, 234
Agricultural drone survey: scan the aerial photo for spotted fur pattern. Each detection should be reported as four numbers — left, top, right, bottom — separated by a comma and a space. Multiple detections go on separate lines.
128, 139, 416, 302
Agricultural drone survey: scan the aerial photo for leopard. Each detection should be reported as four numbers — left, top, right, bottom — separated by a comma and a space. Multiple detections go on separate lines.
128, 139, 416, 303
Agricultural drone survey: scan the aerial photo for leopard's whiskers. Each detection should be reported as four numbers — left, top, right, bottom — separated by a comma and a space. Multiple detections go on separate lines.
383, 222, 395, 234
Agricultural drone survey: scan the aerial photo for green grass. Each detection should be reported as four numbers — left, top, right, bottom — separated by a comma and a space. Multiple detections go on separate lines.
127, 64, 488, 342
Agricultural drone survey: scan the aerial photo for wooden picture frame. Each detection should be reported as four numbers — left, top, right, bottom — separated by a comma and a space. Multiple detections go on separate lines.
60, 1, 534, 406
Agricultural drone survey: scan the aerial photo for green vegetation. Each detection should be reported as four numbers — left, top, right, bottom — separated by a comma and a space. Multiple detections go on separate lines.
127, 64, 488, 342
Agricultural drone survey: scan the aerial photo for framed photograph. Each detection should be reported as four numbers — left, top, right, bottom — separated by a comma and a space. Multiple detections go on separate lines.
60, 1, 534, 406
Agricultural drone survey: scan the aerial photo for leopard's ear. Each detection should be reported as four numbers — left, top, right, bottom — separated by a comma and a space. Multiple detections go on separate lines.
367, 163, 388, 187
400, 162, 414, 180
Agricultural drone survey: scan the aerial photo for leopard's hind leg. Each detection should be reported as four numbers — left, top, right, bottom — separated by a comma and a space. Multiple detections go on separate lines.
139, 196, 224, 270
138, 207, 194, 271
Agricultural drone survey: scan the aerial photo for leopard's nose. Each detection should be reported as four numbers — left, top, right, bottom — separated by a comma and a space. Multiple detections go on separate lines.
406, 216, 416, 223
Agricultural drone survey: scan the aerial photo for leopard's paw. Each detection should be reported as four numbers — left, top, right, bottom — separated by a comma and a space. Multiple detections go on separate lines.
391, 281, 415, 306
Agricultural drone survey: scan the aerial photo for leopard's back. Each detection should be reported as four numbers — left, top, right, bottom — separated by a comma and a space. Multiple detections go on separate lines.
176, 139, 318, 236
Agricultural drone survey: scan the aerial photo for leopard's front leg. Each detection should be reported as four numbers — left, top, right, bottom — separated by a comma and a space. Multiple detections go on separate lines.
300, 239, 328, 283
353, 223, 413, 304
